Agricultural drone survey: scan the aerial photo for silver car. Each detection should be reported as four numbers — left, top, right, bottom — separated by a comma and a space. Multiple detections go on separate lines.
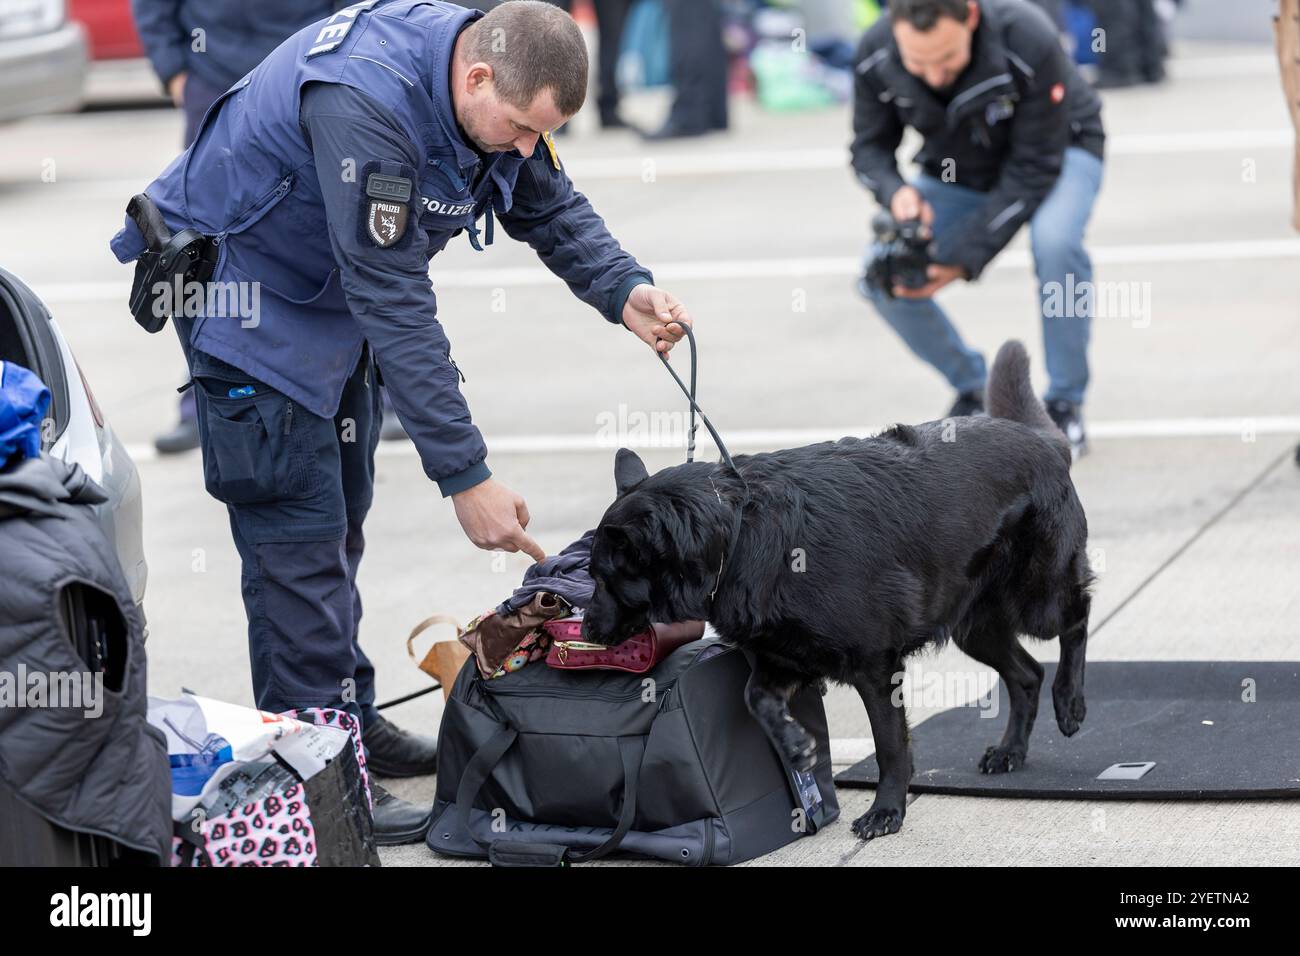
0, 0, 87, 122
0, 266, 146, 606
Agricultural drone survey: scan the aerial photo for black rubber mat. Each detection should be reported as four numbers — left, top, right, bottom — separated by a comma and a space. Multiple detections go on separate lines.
834, 661, 1300, 799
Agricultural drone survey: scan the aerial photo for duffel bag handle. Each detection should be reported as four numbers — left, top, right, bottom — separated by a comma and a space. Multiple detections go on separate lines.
452, 728, 645, 866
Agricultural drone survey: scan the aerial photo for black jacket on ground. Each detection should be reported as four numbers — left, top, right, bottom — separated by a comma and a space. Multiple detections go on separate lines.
0, 457, 171, 863
851, 0, 1105, 278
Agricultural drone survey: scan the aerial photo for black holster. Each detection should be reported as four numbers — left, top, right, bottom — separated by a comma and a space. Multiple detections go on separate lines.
126, 193, 219, 334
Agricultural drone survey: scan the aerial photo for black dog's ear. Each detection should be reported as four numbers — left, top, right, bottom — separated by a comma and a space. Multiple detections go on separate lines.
614, 447, 649, 495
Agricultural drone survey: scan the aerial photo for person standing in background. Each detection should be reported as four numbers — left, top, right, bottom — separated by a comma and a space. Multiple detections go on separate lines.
853, 0, 1105, 460
641, 0, 729, 139
132, 0, 346, 454
546, 0, 635, 130
1089, 0, 1169, 88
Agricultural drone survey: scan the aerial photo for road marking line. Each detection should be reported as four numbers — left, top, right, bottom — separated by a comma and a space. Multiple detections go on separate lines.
1167, 53, 1283, 78
829, 738, 876, 764
17, 127, 1293, 202
123, 416, 1300, 464
34, 236, 1300, 303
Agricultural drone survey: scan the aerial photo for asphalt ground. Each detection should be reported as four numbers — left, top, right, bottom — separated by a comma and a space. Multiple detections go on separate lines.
0, 11, 1296, 865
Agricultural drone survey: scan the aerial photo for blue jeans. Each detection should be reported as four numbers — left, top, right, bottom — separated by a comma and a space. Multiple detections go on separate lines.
866, 146, 1104, 405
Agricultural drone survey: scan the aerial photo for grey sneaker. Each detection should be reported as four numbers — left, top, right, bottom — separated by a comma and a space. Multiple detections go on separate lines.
1046, 400, 1088, 462
946, 389, 985, 418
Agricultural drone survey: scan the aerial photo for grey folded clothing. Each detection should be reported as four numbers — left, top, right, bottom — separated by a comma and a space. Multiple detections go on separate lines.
498, 529, 595, 615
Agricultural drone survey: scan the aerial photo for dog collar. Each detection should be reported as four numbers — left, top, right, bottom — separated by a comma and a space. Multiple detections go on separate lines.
707, 476, 748, 609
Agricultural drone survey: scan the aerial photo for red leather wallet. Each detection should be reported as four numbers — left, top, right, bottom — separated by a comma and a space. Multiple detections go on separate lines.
543, 619, 705, 674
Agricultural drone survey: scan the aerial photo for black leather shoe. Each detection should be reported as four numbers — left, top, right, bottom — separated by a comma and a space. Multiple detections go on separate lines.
154, 418, 200, 454
363, 714, 438, 778
370, 782, 432, 846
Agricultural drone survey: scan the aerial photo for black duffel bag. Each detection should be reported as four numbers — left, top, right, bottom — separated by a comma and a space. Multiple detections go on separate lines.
427, 639, 838, 866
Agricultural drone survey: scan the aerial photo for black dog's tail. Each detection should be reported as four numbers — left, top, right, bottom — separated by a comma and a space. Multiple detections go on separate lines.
986, 340, 1072, 467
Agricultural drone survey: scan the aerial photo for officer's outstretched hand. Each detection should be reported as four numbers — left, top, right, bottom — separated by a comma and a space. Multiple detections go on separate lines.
452, 478, 547, 564
622, 283, 692, 356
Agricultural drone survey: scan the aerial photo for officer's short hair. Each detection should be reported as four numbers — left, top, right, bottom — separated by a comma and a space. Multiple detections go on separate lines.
890, 0, 972, 31
464, 1, 589, 117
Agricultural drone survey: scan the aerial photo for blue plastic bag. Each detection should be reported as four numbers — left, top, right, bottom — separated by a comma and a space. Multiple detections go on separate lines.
0, 361, 51, 470
1064, 1, 1099, 65
619, 0, 670, 90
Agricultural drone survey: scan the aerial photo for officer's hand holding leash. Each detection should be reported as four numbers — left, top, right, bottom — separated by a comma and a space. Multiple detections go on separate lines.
622, 283, 692, 356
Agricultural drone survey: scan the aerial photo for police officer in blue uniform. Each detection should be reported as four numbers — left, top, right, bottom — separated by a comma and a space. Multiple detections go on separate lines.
130, 0, 350, 454
111, 0, 693, 844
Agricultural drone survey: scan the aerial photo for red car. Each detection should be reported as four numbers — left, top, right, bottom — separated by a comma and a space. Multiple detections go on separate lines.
68, 0, 141, 59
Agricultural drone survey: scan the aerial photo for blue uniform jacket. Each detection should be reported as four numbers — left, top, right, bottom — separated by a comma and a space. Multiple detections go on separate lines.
111, 0, 652, 495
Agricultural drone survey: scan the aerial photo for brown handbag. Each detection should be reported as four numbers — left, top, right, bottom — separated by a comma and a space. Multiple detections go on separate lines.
457, 593, 572, 678
405, 615, 471, 700
543, 619, 706, 674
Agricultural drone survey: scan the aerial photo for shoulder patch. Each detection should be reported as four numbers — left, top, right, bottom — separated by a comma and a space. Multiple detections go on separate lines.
356, 161, 415, 250
366, 198, 408, 248
366, 173, 412, 203
542, 130, 561, 171
305, 0, 379, 58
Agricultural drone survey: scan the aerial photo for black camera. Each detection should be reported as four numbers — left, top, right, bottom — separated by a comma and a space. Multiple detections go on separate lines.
860, 211, 933, 298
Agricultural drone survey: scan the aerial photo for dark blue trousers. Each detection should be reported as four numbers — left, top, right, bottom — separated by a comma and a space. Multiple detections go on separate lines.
177, 318, 382, 730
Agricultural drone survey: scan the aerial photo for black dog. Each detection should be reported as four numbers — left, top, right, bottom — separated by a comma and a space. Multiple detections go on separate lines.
582, 340, 1093, 840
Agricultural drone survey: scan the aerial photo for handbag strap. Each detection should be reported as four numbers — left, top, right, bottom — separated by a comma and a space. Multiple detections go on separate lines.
406, 613, 463, 662
376, 614, 465, 711
452, 728, 645, 865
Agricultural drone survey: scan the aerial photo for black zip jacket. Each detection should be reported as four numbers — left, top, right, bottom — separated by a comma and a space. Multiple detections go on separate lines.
851, 0, 1105, 279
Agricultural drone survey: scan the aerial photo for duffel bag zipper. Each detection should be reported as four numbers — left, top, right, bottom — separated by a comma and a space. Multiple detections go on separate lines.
484, 681, 677, 703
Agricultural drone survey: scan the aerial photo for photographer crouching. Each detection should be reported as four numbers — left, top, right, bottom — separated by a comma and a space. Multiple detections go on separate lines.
853, 0, 1104, 459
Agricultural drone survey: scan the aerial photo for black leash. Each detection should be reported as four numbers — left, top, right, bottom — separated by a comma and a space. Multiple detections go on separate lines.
376, 684, 439, 710
657, 322, 750, 610
657, 322, 742, 479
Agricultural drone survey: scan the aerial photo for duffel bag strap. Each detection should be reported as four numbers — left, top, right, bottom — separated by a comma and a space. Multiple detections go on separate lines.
452, 729, 645, 866
453, 726, 520, 852
566, 736, 644, 864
